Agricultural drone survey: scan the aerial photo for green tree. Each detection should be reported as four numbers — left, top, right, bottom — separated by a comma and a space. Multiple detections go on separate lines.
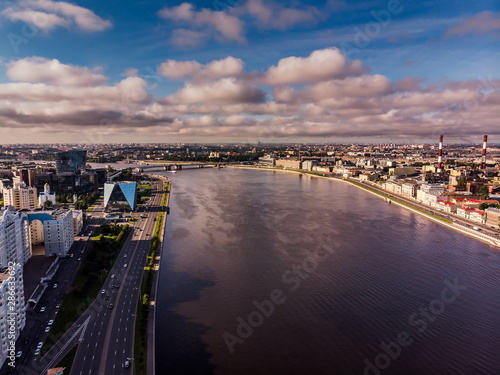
478, 185, 489, 198
44, 200, 52, 208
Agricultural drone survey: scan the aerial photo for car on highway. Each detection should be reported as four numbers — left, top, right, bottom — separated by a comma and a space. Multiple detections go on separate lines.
111, 274, 115, 279
108, 303, 114, 309
123, 360, 130, 368
48, 320, 54, 326
124, 264, 127, 268
53, 283, 58, 288
45, 326, 50, 333
36, 342, 43, 349
70, 254, 74, 258
56, 304, 61, 309
34, 348, 41, 356
16, 351, 22, 358
101, 289, 106, 294
40, 307, 46, 312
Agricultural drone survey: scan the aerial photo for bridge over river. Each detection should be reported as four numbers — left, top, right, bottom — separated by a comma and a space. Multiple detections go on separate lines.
138, 162, 220, 171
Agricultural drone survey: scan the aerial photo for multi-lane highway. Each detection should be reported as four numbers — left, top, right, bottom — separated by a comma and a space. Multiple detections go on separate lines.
68, 178, 164, 374
3, 178, 166, 375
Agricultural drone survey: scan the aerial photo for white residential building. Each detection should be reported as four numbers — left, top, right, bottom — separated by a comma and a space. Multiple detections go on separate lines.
27, 209, 74, 257
72, 210, 83, 236
302, 160, 318, 171
0, 263, 26, 368
2, 182, 37, 211
457, 206, 475, 219
470, 210, 485, 224
402, 182, 419, 198
382, 181, 402, 195
416, 184, 447, 207
0, 208, 31, 268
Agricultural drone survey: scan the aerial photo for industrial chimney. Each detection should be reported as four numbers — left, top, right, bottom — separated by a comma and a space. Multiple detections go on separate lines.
437, 135, 443, 173
481, 135, 487, 169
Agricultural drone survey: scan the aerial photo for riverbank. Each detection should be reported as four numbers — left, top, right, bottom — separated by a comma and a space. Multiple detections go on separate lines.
144, 175, 170, 375
231, 166, 500, 249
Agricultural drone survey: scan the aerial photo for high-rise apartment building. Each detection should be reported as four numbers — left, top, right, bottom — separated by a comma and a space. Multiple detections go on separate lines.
27, 209, 74, 257
0, 208, 32, 268
2, 182, 38, 211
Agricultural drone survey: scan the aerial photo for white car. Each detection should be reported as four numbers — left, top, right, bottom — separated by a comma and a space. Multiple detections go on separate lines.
40, 307, 46, 313
45, 326, 50, 333
34, 349, 41, 356
16, 351, 22, 358
48, 320, 54, 326
37, 342, 43, 349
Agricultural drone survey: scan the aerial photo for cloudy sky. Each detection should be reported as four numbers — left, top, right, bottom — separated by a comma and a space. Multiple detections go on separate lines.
0, 0, 499, 144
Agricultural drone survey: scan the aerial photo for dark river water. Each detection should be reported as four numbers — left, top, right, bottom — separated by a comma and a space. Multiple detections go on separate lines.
155, 168, 500, 375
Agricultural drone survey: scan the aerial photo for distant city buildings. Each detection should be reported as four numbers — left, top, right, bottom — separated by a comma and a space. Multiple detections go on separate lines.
55, 150, 87, 174
2, 182, 38, 211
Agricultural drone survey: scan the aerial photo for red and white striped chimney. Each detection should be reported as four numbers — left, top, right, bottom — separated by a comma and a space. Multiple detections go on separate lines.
437, 135, 443, 173
481, 135, 487, 169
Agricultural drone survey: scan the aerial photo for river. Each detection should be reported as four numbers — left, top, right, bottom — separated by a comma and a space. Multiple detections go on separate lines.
155, 167, 500, 375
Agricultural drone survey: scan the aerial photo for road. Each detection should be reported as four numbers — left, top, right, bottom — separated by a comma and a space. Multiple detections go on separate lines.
349, 178, 500, 239
69, 179, 164, 374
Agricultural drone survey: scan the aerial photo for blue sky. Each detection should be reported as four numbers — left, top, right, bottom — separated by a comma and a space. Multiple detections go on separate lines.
0, 0, 499, 143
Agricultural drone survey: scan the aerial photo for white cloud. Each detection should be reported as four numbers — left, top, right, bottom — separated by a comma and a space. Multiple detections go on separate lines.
158, 2, 245, 44
171, 29, 206, 46
236, 0, 323, 30
158, 56, 244, 81
446, 11, 500, 37
1, 50, 500, 142
163, 77, 266, 105
1, 0, 112, 32
264, 48, 366, 86
7, 57, 107, 87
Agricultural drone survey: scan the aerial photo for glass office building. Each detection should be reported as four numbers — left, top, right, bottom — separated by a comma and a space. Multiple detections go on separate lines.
103, 182, 137, 211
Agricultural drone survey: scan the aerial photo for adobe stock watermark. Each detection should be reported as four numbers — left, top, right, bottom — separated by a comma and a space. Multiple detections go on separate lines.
360, 277, 467, 375
6, 262, 21, 368
339, 0, 406, 59
222, 233, 336, 354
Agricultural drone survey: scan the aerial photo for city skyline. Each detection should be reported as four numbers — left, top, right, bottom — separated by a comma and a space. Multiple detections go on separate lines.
0, 0, 499, 144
